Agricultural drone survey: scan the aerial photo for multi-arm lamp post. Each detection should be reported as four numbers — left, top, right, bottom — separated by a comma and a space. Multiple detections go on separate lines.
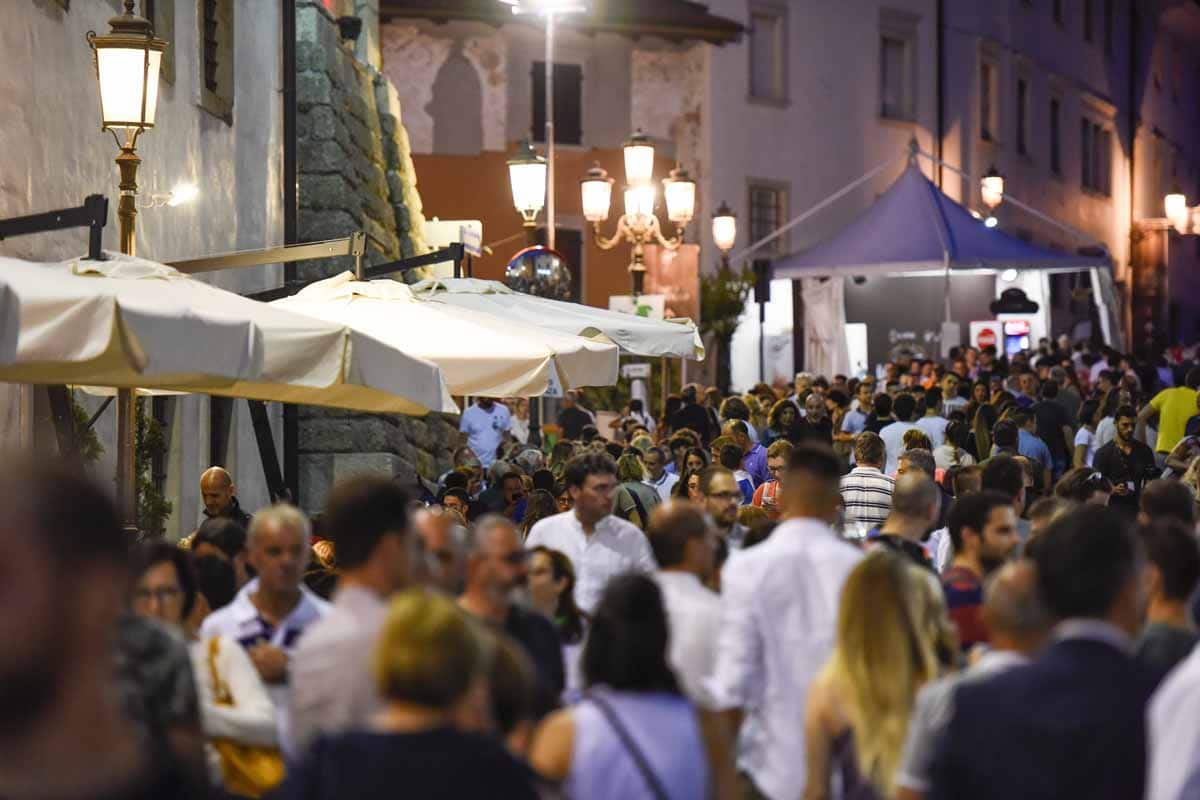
87, 0, 167, 529
580, 130, 696, 296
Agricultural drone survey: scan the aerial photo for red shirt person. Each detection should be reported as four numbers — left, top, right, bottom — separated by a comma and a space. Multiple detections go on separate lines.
942, 491, 1021, 651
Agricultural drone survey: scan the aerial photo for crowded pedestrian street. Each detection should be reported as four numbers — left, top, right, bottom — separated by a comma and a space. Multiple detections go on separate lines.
4, 1, 1200, 799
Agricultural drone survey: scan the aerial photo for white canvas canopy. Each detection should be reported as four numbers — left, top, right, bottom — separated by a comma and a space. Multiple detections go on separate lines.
273, 272, 619, 397
0, 254, 456, 415
411, 278, 706, 361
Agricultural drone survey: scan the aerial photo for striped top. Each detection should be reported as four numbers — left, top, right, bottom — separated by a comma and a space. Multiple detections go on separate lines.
839, 467, 894, 529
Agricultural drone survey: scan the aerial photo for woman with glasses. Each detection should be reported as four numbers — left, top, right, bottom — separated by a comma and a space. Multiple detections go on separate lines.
129, 541, 278, 794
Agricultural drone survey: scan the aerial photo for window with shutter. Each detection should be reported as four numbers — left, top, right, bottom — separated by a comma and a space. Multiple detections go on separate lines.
532, 62, 583, 146
197, 0, 234, 123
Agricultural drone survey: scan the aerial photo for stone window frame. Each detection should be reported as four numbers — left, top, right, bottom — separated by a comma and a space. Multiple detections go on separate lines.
1080, 94, 1115, 197
879, 8, 920, 123
978, 41, 1002, 145
747, 2, 788, 106
747, 178, 790, 257
1014, 59, 1032, 160
196, 0, 234, 124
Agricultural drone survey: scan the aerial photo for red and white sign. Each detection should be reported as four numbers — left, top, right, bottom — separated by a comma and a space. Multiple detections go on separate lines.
969, 320, 1003, 351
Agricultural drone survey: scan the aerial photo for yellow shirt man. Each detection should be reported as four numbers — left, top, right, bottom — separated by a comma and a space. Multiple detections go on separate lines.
1147, 385, 1199, 454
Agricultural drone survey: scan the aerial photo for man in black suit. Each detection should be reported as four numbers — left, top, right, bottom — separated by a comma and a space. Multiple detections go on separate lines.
928, 505, 1154, 800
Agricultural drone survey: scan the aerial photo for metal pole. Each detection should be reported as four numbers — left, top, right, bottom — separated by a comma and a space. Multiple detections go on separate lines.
545, 12, 556, 251
282, 0, 300, 505
759, 301, 766, 383
116, 140, 140, 532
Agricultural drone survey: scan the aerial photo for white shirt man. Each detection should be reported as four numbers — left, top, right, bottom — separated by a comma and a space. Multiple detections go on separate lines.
525, 454, 657, 613
200, 506, 331, 758
641, 447, 680, 503
458, 398, 511, 469
916, 413, 949, 449
708, 448, 862, 800
1147, 643, 1200, 800
648, 503, 722, 708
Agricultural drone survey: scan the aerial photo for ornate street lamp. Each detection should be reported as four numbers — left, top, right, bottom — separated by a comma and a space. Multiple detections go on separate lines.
88, 0, 167, 256
1165, 190, 1189, 234
981, 165, 1004, 211
711, 201, 737, 259
87, 0, 168, 531
507, 139, 547, 244
582, 131, 696, 296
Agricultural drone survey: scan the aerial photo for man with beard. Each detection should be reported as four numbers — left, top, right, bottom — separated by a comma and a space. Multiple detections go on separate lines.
700, 466, 747, 551
795, 392, 834, 446
942, 491, 1020, 652
0, 462, 212, 799
460, 515, 563, 717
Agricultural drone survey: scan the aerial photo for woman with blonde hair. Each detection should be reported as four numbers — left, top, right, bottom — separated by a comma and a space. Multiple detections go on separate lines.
802, 550, 956, 800
275, 589, 538, 799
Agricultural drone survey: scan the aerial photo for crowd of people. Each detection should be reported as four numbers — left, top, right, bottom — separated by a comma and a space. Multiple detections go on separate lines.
6, 335, 1200, 799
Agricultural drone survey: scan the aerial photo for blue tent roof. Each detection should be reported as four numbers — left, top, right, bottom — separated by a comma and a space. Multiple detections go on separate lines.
772, 163, 1109, 279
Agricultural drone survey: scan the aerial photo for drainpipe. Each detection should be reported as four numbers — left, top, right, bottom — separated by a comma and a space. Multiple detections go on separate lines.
282, 0, 299, 502
1126, 0, 1138, 347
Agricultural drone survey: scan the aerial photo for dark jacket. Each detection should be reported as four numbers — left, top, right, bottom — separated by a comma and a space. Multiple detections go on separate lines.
929, 636, 1155, 800
202, 496, 252, 529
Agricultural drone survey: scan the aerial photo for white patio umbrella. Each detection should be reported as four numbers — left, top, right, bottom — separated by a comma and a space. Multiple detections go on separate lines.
0, 254, 455, 416
410, 277, 706, 360
272, 272, 619, 397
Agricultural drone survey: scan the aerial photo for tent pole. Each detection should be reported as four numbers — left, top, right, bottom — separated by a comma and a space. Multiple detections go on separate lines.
913, 148, 1110, 253
943, 252, 952, 324
727, 154, 904, 266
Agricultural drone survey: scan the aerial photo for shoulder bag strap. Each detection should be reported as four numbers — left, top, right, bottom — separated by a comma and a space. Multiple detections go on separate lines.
586, 692, 671, 800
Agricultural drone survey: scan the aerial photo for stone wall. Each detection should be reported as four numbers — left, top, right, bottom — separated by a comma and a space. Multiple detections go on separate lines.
294, 0, 455, 511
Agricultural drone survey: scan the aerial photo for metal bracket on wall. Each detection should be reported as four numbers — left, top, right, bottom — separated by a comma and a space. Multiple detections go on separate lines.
0, 194, 108, 261
0, 195, 110, 459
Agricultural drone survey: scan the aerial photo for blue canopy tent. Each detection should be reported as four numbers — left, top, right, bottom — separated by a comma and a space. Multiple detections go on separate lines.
766, 159, 1123, 358
772, 163, 1110, 278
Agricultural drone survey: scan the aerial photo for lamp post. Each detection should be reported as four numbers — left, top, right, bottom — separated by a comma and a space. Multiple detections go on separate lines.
507, 139, 548, 246
1165, 190, 1190, 234
88, 0, 167, 530
581, 130, 696, 296
981, 165, 1004, 211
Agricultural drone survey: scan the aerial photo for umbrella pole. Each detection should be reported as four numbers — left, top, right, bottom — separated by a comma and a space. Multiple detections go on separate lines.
116, 141, 141, 534
116, 390, 137, 532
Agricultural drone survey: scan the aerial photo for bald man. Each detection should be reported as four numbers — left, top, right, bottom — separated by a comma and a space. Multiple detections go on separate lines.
200, 466, 252, 528
895, 560, 1051, 800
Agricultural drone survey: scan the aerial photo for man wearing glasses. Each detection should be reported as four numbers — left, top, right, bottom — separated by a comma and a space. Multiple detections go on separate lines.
525, 452, 657, 613
460, 515, 563, 717
752, 440, 794, 521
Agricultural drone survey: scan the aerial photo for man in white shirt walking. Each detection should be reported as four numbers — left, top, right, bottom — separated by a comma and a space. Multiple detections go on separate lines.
648, 502, 722, 708
708, 445, 862, 800
200, 504, 331, 756
880, 393, 921, 473
458, 397, 511, 469
642, 446, 679, 502
525, 452, 657, 613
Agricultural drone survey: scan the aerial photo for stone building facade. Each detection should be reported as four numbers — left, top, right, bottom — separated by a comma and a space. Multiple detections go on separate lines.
295, 0, 454, 511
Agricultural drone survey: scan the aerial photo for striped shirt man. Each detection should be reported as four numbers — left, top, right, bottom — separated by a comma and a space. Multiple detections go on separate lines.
840, 466, 895, 530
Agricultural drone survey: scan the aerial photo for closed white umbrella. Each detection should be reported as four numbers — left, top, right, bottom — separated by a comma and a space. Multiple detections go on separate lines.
273, 272, 619, 397
411, 277, 706, 360
0, 254, 455, 416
